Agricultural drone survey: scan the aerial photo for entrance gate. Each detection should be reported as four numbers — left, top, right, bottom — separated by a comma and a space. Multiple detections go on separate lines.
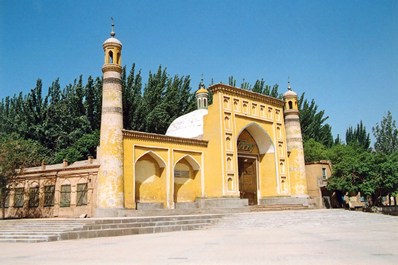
238, 156, 258, 205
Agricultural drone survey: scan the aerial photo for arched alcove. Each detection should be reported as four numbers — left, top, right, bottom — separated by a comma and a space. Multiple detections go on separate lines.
135, 152, 166, 203
173, 155, 200, 203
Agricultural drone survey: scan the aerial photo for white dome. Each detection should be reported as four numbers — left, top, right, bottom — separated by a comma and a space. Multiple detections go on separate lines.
166, 109, 208, 139
283, 89, 297, 97
103, 37, 122, 46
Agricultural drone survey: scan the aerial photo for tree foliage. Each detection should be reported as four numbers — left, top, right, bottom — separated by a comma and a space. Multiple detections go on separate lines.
303, 138, 329, 162
227, 76, 281, 98
345, 120, 371, 150
0, 64, 198, 164
298, 93, 333, 147
373, 111, 398, 155
0, 133, 51, 218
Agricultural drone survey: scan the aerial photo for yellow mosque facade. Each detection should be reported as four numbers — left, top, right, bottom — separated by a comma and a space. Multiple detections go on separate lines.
94, 30, 309, 217
2, 29, 309, 218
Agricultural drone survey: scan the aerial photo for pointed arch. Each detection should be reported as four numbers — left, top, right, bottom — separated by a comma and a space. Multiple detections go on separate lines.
135, 151, 166, 168
174, 155, 200, 171
237, 122, 275, 154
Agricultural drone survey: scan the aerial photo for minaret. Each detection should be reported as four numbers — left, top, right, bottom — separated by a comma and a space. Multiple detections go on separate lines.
283, 82, 308, 199
196, 80, 209, 109
95, 21, 124, 216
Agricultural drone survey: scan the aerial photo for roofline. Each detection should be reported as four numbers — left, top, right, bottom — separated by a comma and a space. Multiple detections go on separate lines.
208, 83, 284, 108
123, 130, 209, 147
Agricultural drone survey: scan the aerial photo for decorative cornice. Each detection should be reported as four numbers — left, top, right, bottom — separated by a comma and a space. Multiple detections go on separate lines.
284, 109, 299, 115
286, 137, 303, 142
16, 164, 100, 178
123, 130, 209, 147
102, 64, 123, 73
209, 83, 284, 108
103, 77, 122, 85
102, 107, 122, 114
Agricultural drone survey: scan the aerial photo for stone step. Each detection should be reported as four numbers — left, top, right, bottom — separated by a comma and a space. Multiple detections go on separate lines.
81, 218, 218, 230
0, 234, 59, 243
117, 207, 249, 217
0, 214, 224, 243
58, 223, 211, 241
249, 204, 309, 212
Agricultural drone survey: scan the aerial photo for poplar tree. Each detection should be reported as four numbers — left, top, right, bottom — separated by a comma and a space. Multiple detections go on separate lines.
345, 121, 371, 150
373, 111, 398, 155
298, 93, 333, 147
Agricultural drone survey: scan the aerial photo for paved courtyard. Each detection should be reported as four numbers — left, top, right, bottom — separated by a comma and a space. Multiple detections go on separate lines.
0, 209, 397, 265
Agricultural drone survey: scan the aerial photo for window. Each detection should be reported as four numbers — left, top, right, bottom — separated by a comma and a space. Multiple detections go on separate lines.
14, 188, 24, 208
76, 183, 88, 206
44, 185, 55, 207
109, 51, 113, 63
29, 187, 39, 208
60, 185, 71, 207
288, 101, 293, 109
322, 168, 327, 180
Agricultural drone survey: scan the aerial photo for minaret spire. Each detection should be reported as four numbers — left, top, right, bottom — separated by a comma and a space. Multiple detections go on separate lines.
196, 75, 209, 110
110, 17, 115, 37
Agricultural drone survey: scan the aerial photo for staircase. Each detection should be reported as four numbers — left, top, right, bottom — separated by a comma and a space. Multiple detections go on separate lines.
0, 214, 223, 243
249, 204, 309, 212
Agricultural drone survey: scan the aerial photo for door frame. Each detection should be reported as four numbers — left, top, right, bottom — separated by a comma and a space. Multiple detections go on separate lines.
238, 154, 259, 205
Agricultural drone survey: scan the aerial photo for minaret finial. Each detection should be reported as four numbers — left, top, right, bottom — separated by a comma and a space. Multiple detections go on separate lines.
110, 17, 115, 37
288, 76, 291, 91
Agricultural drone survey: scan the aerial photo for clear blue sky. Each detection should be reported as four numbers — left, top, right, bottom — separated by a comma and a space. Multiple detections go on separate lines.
1, 0, 397, 143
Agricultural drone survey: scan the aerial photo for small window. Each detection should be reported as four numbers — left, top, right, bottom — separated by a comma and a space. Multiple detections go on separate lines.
76, 183, 88, 206
60, 185, 71, 207
109, 51, 114, 64
29, 187, 39, 208
322, 168, 327, 180
288, 101, 293, 109
14, 188, 24, 208
44, 185, 55, 207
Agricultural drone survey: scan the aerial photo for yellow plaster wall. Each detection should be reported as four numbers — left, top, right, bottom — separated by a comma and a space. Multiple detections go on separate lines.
123, 133, 206, 209
203, 84, 289, 201
202, 96, 225, 197
174, 158, 201, 202
135, 154, 166, 203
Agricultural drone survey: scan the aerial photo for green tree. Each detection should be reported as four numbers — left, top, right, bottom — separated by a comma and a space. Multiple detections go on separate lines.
345, 121, 371, 150
298, 93, 333, 147
53, 131, 99, 163
303, 138, 329, 162
0, 134, 50, 218
373, 111, 398, 154
123, 64, 143, 130
326, 144, 371, 196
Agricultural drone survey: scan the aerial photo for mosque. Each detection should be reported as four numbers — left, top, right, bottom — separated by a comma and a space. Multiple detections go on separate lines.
3, 27, 310, 218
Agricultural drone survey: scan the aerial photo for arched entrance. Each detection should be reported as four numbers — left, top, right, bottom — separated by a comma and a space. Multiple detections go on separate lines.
238, 156, 258, 205
237, 129, 259, 205
237, 123, 275, 205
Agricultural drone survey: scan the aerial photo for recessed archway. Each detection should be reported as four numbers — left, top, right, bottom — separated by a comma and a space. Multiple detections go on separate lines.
237, 123, 275, 205
135, 152, 165, 203
173, 155, 200, 203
